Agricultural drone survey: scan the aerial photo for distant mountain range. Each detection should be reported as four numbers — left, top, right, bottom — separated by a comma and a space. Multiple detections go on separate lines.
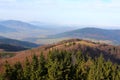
0, 20, 44, 39
0, 20, 76, 40
0, 20, 40, 30
50, 27, 120, 45
1, 20, 120, 45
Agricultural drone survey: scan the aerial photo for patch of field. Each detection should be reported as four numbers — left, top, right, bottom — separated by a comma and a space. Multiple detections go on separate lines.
76, 41, 96, 47
36, 37, 70, 44
82, 38, 113, 44
0, 52, 15, 58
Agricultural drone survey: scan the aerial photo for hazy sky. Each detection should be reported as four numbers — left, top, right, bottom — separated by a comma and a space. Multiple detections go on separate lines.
0, 0, 120, 28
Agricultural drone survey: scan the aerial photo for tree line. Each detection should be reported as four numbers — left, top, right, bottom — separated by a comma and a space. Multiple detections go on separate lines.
0, 50, 120, 80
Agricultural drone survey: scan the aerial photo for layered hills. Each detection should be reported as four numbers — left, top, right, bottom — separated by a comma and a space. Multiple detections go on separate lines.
0, 20, 76, 40
0, 36, 39, 56
1, 20, 120, 45
50, 28, 120, 45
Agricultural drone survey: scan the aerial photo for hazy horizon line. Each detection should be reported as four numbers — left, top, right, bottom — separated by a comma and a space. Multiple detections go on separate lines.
0, 19, 120, 29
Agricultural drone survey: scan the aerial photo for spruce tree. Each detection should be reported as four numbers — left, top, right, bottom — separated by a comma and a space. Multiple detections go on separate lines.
4, 61, 13, 80
12, 62, 23, 80
24, 58, 31, 80
0, 74, 3, 80
30, 54, 39, 80
36, 53, 47, 80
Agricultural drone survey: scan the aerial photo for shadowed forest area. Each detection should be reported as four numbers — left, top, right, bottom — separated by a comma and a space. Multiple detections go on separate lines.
0, 50, 120, 80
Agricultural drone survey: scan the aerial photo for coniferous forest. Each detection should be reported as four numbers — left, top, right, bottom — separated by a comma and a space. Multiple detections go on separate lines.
0, 50, 120, 80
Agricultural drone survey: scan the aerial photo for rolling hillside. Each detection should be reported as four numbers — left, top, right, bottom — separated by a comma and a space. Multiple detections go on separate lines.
0, 39, 120, 67
50, 27, 120, 45
0, 36, 39, 59
0, 43, 27, 52
0, 36, 39, 49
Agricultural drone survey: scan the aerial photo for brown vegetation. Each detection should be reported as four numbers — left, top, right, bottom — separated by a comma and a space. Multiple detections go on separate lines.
0, 39, 120, 72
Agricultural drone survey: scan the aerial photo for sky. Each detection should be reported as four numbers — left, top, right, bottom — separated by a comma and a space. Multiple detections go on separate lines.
0, 0, 120, 29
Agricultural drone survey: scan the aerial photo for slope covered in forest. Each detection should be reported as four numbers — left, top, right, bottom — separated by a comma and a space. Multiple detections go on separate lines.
0, 39, 120, 79
1, 48, 120, 80
0, 36, 39, 49
50, 28, 120, 45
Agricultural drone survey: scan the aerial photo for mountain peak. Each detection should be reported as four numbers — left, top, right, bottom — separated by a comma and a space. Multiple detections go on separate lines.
0, 20, 30, 25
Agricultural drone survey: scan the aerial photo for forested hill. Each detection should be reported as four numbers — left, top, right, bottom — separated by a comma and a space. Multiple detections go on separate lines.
1, 48, 120, 80
0, 43, 28, 52
0, 36, 39, 49
50, 28, 120, 45
1, 39, 120, 65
